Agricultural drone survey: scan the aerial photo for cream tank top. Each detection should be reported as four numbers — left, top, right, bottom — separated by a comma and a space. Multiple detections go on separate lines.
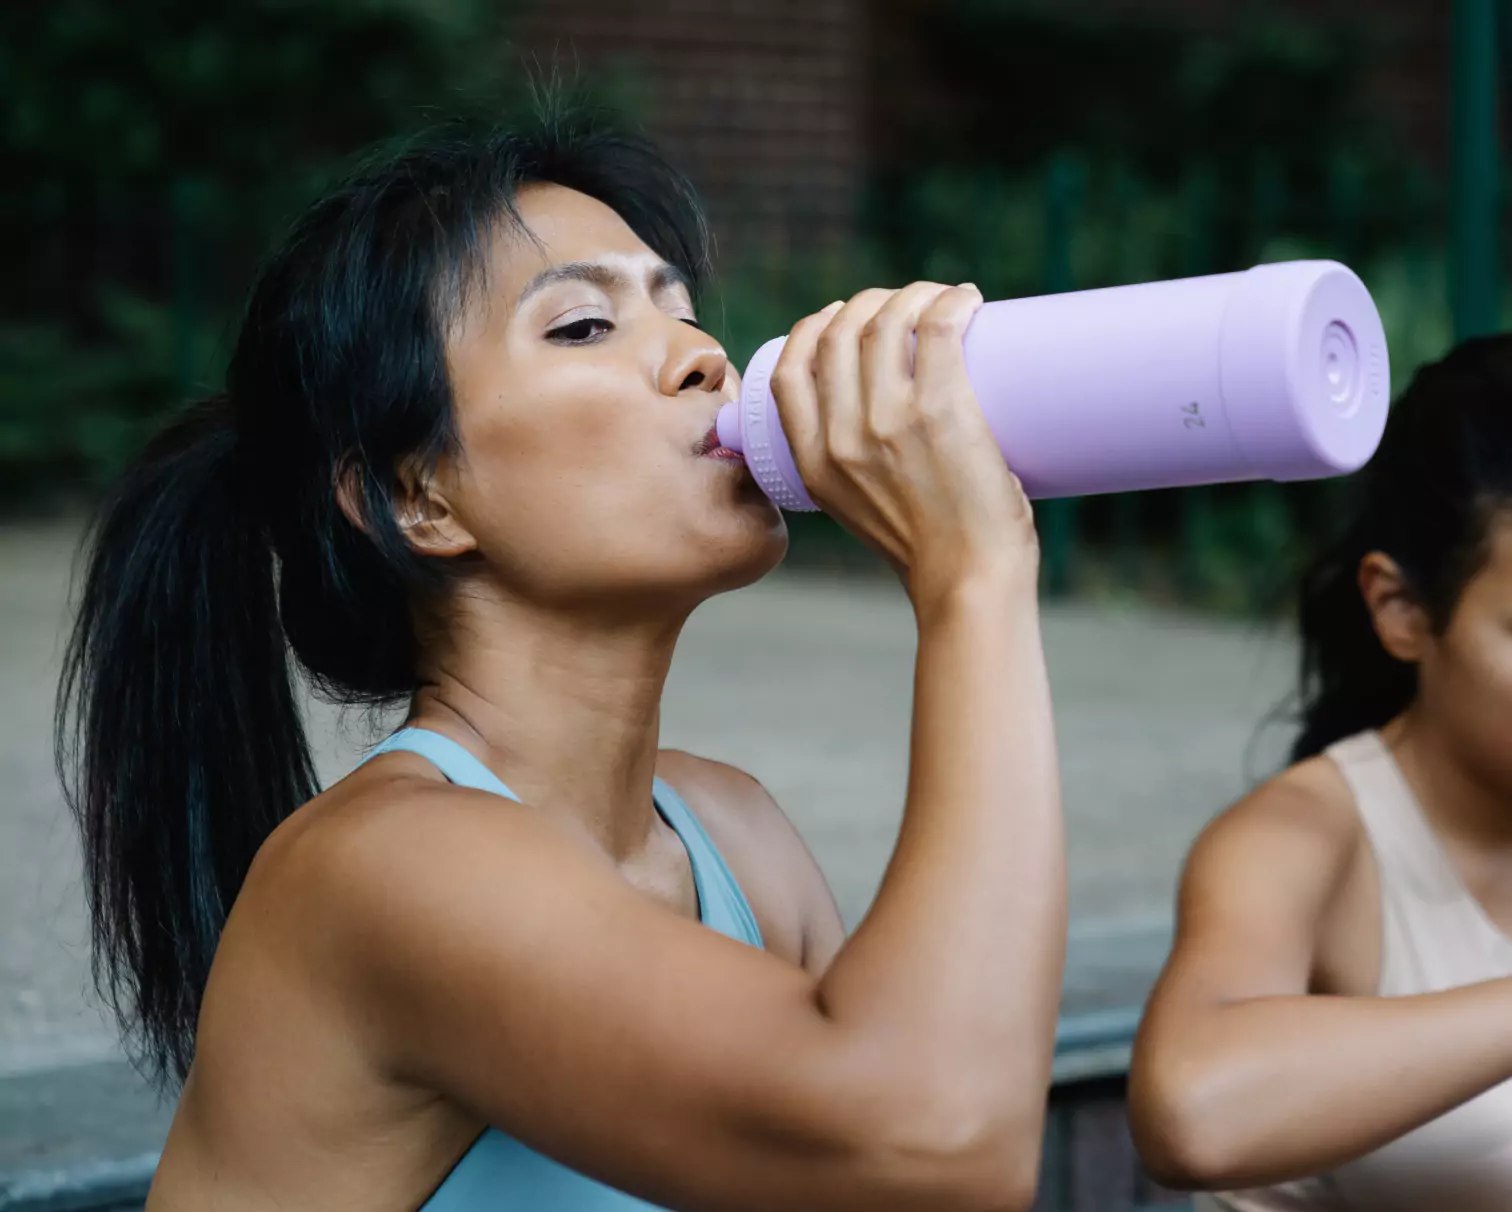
1198, 731, 1512, 1212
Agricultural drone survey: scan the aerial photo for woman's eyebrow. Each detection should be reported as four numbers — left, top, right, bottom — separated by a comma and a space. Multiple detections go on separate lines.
648, 262, 692, 297
518, 260, 689, 307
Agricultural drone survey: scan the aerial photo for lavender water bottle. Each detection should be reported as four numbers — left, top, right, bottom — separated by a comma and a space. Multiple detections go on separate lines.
715, 260, 1389, 509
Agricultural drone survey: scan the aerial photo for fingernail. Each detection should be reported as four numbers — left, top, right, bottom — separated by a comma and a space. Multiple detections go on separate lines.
824, 299, 845, 310
958, 282, 979, 292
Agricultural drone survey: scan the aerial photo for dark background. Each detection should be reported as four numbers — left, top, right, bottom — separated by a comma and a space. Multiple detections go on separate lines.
3, 0, 1505, 611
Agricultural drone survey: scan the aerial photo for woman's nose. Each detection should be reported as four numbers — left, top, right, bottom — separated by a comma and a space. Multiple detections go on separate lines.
660, 326, 728, 397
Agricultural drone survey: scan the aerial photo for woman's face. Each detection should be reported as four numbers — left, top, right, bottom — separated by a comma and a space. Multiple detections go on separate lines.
1412, 515, 1512, 795
427, 183, 787, 611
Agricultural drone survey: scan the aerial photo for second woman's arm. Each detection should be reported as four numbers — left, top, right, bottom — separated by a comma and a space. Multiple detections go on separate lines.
1130, 763, 1512, 1191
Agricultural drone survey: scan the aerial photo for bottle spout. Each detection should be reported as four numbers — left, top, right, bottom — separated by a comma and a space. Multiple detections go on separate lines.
715, 400, 744, 455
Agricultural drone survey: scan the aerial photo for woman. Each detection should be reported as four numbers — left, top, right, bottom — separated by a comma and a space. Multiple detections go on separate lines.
1129, 336, 1512, 1211
57, 105, 1066, 1211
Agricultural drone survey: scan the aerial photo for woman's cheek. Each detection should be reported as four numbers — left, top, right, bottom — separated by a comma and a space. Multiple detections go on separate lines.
1452, 623, 1512, 783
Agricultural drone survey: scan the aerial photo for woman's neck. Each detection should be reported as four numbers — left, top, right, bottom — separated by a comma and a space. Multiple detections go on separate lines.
410, 591, 689, 862
1384, 706, 1512, 851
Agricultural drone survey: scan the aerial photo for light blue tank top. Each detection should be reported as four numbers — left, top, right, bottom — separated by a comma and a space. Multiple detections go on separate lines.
362, 728, 765, 1211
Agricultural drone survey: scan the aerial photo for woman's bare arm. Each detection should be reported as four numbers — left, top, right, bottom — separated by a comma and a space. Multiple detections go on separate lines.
1130, 766, 1512, 1191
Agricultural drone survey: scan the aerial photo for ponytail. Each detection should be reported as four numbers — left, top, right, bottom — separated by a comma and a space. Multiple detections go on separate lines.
56, 397, 317, 1086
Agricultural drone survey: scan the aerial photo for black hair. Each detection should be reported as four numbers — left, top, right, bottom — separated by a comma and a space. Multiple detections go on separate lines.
1292, 335, 1512, 761
55, 99, 712, 1088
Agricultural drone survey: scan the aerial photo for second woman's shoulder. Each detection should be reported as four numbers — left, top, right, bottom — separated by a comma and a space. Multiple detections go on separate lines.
1179, 750, 1368, 926
1209, 752, 1361, 851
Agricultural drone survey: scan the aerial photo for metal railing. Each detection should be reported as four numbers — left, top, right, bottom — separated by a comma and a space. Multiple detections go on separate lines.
0, 1153, 157, 1212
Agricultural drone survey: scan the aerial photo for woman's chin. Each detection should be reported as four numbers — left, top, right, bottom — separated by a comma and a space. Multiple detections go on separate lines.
697, 522, 788, 596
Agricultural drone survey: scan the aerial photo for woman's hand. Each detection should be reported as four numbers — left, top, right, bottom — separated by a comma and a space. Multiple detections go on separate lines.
769, 283, 1037, 608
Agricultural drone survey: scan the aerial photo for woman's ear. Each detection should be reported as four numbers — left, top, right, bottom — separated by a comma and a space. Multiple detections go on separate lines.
334, 456, 371, 536
1359, 551, 1429, 664
334, 454, 478, 559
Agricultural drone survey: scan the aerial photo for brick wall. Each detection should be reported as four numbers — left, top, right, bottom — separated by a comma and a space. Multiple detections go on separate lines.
1045, 0, 1451, 165
514, 0, 1456, 260
515, 0, 867, 260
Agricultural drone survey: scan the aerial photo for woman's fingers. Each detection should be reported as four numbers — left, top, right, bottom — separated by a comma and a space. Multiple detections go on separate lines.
774, 281, 1004, 587
857, 281, 954, 432
812, 288, 894, 468
911, 284, 983, 407
769, 300, 844, 487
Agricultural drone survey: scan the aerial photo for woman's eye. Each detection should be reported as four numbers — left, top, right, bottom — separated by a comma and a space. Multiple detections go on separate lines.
546, 317, 613, 343
680, 317, 703, 331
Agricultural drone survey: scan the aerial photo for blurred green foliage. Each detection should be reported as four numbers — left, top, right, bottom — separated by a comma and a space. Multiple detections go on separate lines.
4, 0, 501, 190
0, 290, 220, 471
707, 3, 1491, 607
0, 0, 512, 499
2, 0, 1496, 613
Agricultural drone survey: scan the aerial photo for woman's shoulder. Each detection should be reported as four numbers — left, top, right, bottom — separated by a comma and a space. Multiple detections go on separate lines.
655, 751, 845, 972
233, 750, 842, 986
653, 750, 784, 841
1178, 750, 1368, 930
237, 751, 618, 966
202, 753, 617, 1102
261, 748, 576, 872
1201, 751, 1361, 858
1166, 745, 1385, 999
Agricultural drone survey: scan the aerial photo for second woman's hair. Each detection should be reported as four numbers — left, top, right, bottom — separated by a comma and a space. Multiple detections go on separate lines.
1293, 334, 1512, 761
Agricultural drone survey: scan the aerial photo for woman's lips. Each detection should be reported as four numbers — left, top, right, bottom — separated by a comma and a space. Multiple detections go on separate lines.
696, 423, 744, 462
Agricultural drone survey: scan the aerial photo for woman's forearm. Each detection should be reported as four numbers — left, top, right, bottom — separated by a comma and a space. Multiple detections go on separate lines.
1132, 977, 1512, 1189
817, 565, 1066, 1142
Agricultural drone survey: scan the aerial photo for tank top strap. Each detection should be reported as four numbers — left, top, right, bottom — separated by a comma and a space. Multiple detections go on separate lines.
364, 729, 763, 950
366, 727, 522, 801
1325, 730, 1461, 901
652, 778, 766, 950
1326, 729, 1512, 987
